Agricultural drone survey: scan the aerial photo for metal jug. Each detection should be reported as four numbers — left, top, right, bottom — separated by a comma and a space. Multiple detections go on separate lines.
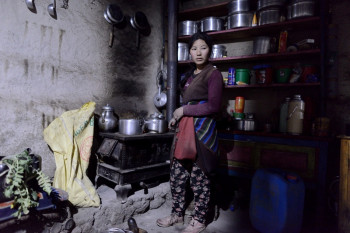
98, 104, 119, 132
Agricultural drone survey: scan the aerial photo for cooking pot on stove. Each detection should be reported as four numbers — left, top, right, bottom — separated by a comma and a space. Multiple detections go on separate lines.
98, 104, 119, 132
119, 119, 143, 135
143, 113, 167, 133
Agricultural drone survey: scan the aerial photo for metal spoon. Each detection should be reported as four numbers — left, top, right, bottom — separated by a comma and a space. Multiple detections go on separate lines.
47, 0, 56, 18
25, 0, 36, 12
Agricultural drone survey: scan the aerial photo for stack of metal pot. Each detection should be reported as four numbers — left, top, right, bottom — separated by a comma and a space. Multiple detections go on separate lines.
227, 0, 254, 29
256, 0, 286, 25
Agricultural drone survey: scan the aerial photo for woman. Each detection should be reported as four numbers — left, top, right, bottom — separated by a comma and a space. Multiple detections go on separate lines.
156, 32, 223, 233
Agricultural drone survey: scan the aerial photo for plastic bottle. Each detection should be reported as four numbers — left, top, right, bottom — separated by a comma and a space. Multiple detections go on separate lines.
279, 97, 290, 133
287, 95, 305, 135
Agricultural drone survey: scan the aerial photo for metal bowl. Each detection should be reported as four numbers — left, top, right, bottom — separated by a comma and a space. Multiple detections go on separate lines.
227, 11, 254, 29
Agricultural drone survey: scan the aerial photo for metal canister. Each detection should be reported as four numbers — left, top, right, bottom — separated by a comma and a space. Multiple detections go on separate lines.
287, 95, 305, 135
228, 68, 236, 85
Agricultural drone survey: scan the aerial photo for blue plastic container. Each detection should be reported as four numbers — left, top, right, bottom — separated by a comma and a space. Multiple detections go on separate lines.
249, 168, 305, 233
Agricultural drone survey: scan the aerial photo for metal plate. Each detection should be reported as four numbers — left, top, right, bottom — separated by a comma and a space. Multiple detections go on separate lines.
97, 138, 117, 157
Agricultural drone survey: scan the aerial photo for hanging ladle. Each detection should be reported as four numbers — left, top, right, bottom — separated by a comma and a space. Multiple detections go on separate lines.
47, 0, 57, 19
25, 0, 36, 13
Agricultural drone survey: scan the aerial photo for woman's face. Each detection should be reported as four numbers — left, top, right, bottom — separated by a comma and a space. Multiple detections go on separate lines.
190, 39, 210, 67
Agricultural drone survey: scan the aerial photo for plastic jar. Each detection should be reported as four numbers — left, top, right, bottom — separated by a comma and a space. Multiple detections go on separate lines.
287, 95, 305, 135
235, 96, 245, 113
253, 64, 273, 84
279, 97, 291, 133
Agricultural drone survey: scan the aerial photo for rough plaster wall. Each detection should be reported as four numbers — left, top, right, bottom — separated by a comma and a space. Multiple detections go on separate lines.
327, 0, 350, 135
0, 0, 163, 176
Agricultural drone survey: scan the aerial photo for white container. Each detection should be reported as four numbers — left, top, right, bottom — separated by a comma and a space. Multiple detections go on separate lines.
287, 95, 305, 135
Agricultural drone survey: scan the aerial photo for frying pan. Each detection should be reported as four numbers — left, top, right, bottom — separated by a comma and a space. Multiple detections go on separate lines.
25, 0, 37, 13
130, 11, 150, 48
106, 4, 124, 24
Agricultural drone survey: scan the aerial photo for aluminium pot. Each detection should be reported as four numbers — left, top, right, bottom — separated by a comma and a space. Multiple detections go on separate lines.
258, 7, 281, 25
178, 20, 198, 36
178, 42, 189, 61
227, 11, 254, 29
257, 0, 285, 11
291, 0, 315, 19
200, 17, 224, 32
253, 36, 271, 54
119, 119, 143, 135
227, 0, 250, 14
211, 44, 227, 59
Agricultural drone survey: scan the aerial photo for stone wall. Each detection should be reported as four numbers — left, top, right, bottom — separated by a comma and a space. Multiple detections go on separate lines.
0, 0, 164, 176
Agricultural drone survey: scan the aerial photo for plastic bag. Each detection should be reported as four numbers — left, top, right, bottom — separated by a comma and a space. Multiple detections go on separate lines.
43, 102, 100, 207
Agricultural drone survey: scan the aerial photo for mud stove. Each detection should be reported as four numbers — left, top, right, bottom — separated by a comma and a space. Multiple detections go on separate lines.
95, 132, 174, 202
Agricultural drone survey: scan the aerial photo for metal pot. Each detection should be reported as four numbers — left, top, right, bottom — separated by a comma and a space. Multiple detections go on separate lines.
143, 113, 168, 134
253, 36, 271, 54
258, 7, 281, 25
227, 12, 254, 29
228, 0, 250, 14
200, 17, 224, 32
257, 0, 285, 11
211, 44, 227, 59
291, 0, 315, 19
178, 42, 189, 61
178, 20, 198, 36
98, 104, 119, 132
119, 119, 143, 135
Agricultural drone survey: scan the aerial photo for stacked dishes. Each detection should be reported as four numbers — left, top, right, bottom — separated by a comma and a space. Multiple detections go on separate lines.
227, 0, 254, 29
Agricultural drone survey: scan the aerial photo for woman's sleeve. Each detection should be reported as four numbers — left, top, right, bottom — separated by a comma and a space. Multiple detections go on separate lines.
183, 70, 223, 116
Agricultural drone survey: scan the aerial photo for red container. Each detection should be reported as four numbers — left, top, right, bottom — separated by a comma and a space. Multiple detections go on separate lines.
235, 97, 245, 113
254, 64, 273, 84
300, 65, 317, 83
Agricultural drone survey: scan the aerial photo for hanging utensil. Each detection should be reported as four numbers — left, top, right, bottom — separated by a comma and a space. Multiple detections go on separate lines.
25, 0, 36, 13
153, 69, 167, 109
106, 4, 124, 24
109, 25, 115, 48
47, 0, 57, 19
130, 11, 149, 49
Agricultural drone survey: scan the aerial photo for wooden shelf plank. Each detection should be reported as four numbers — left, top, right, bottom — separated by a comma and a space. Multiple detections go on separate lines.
178, 49, 320, 65
224, 82, 320, 89
178, 17, 320, 43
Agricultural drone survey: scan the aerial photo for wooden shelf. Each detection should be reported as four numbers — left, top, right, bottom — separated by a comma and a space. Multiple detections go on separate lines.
178, 49, 320, 65
178, 2, 229, 21
224, 82, 320, 89
178, 17, 320, 43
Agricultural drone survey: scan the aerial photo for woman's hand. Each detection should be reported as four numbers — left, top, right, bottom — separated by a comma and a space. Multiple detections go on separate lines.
168, 107, 184, 129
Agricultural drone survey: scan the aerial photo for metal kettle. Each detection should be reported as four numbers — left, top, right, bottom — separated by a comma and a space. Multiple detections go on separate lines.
98, 104, 119, 132
143, 113, 167, 134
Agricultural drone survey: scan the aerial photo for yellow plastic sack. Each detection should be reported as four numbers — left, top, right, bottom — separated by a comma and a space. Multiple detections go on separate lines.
43, 102, 100, 207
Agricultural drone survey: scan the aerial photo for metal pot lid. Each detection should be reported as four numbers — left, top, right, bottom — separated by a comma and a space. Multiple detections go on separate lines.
102, 104, 114, 111
132, 11, 149, 31
153, 92, 167, 108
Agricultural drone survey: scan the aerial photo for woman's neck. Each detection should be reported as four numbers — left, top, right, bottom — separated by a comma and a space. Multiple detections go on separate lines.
194, 63, 209, 74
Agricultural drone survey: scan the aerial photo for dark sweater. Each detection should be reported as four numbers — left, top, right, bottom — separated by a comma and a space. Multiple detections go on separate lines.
182, 64, 223, 116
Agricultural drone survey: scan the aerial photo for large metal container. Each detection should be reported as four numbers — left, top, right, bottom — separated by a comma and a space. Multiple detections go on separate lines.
178, 42, 189, 61
258, 7, 281, 25
228, 0, 250, 14
253, 36, 271, 54
178, 20, 198, 36
211, 44, 227, 59
227, 11, 254, 29
200, 17, 224, 32
257, 0, 285, 11
291, 0, 315, 19
118, 119, 143, 135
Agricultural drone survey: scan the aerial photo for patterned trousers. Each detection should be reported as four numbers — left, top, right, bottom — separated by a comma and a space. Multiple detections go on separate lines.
170, 158, 211, 224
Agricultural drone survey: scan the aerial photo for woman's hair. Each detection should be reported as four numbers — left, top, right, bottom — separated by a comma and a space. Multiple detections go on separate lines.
188, 32, 213, 56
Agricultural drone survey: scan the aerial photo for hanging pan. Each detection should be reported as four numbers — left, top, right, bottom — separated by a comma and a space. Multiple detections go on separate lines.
130, 11, 150, 49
